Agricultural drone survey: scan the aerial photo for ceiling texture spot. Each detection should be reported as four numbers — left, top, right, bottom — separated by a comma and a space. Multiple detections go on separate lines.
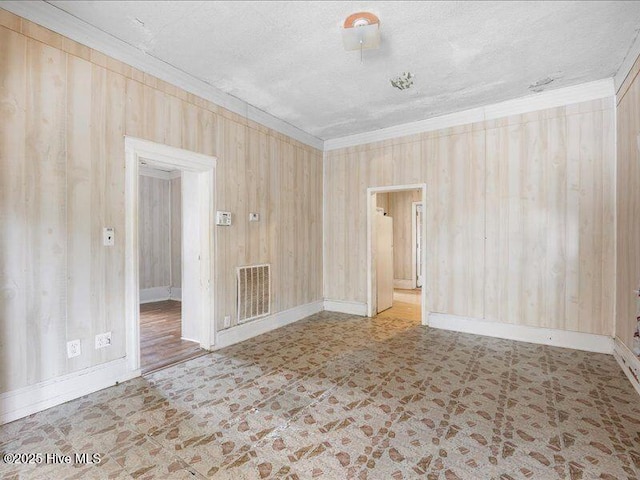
49, 1, 640, 140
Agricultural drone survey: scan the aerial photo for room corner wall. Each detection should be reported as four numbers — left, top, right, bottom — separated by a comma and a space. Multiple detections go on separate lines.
614, 52, 640, 368
324, 97, 616, 337
0, 8, 323, 400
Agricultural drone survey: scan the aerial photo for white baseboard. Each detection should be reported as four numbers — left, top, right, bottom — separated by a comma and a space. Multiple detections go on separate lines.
0, 359, 140, 425
323, 299, 368, 316
393, 279, 416, 290
613, 337, 640, 397
139, 286, 171, 304
214, 300, 323, 350
428, 313, 613, 354
170, 287, 182, 301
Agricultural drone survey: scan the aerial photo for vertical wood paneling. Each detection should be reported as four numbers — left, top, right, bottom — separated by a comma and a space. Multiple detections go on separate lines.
171, 177, 182, 288
66, 54, 93, 371
0, 18, 323, 394
387, 190, 421, 282
616, 73, 640, 349
0, 27, 28, 392
326, 100, 614, 336
102, 69, 126, 360
139, 176, 171, 289
25, 39, 67, 383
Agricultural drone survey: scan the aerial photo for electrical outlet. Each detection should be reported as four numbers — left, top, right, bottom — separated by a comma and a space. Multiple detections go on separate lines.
95, 331, 112, 349
67, 339, 81, 358
224, 315, 231, 328
249, 212, 260, 222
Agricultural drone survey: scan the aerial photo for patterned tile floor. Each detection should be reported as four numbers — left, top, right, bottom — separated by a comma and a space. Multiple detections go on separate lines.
2, 311, 640, 479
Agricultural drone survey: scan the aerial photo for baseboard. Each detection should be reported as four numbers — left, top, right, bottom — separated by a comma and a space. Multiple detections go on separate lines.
139, 286, 171, 304
214, 300, 323, 350
428, 313, 613, 354
323, 299, 368, 316
169, 287, 182, 301
393, 279, 416, 290
613, 337, 640, 397
0, 359, 140, 425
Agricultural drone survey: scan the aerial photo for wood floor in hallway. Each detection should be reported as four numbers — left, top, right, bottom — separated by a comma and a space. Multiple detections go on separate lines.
139, 300, 207, 374
377, 288, 422, 322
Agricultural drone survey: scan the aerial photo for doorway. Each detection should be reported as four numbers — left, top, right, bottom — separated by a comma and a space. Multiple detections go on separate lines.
367, 184, 427, 325
137, 166, 206, 373
124, 137, 216, 376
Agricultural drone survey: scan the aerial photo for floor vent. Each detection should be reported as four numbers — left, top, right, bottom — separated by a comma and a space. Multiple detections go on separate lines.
237, 264, 271, 323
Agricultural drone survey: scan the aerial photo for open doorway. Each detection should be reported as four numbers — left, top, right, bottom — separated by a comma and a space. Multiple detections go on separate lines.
124, 137, 216, 376
367, 184, 427, 325
138, 167, 205, 373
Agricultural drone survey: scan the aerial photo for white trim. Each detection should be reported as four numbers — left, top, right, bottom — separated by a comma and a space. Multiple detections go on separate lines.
324, 79, 614, 150
170, 287, 182, 301
367, 184, 428, 324
125, 136, 216, 374
613, 337, 640, 397
215, 301, 323, 350
0, 359, 139, 425
393, 279, 415, 290
614, 32, 640, 93
0, 1, 324, 151
139, 165, 181, 180
429, 313, 613, 354
323, 299, 368, 316
139, 286, 171, 304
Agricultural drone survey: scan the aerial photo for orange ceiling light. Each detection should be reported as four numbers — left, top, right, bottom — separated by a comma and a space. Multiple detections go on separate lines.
342, 11, 381, 56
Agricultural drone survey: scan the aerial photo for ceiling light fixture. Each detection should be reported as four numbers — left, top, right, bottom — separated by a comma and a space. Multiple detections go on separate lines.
342, 12, 380, 62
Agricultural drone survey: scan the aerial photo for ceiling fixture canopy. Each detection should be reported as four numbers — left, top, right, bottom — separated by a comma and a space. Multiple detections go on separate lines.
342, 11, 380, 61
390, 72, 415, 90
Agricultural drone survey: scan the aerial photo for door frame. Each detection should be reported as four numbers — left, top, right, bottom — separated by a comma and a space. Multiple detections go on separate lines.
412, 201, 423, 288
366, 184, 427, 325
124, 136, 216, 374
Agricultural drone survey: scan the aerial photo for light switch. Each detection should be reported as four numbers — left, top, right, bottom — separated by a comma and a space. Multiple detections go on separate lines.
249, 213, 260, 222
103, 227, 115, 246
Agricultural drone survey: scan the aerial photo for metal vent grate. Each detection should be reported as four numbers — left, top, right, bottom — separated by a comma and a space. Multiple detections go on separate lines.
237, 264, 271, 323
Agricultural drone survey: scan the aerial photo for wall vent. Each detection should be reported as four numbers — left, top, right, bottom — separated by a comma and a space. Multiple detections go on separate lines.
237, 264, 271, 323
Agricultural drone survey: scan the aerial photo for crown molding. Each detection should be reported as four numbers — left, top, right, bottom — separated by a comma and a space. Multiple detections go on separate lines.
614, 30, 640, 94
1, 1, 324, 151
324, 78, 615, 151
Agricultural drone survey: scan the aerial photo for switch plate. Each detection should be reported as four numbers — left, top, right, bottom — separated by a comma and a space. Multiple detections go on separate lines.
224, 315, 231, 328
95, 331, 112, 349
67, 339, 81, 358
103, 227, 115, 246
216, 211, 232, 226
249, 213, 260, 222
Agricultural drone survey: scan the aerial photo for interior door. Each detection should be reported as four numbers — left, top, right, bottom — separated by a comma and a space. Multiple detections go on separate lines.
376, 212, 394, 313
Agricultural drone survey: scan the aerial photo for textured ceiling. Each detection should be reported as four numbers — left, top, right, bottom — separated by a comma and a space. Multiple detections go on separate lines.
49, 1, 640, 140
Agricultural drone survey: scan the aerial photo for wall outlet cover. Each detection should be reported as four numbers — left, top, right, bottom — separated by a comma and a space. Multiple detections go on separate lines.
67, 339, 81, 358
224, 315, 231, 328
95, 331, 112, 349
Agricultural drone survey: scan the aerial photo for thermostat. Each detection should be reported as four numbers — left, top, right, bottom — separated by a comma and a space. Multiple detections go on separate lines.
216, 211, 232, 226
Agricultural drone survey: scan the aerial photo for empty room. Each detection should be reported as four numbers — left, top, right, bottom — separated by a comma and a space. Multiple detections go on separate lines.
1, 1, 639, 479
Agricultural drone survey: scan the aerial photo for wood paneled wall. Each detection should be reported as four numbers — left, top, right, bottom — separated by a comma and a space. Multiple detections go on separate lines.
376, 191, 422, 283
0, 10, 322, 394
171, 176, 182, 289
616, 58, 640, 351
139, 175, 172, 289
388, 190, 421, 284
325, 98, 615, 335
